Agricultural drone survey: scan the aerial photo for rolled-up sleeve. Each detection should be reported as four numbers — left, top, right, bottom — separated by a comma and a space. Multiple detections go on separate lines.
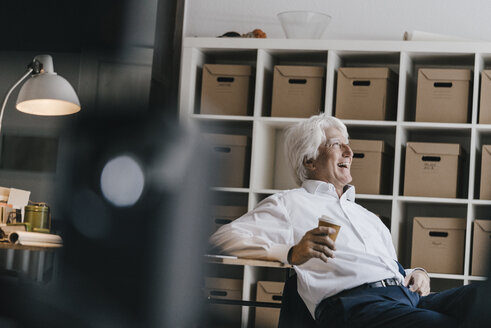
209, 194, 294, 264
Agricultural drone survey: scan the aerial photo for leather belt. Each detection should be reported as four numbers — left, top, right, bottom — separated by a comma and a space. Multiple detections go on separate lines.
315, 278, 402, 320
363, 278, 401, 288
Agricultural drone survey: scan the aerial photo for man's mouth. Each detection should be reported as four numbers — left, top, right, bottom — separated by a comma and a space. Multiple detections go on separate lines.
337, 162, 350, 169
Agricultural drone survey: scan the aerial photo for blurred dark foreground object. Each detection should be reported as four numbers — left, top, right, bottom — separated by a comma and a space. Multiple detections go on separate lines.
462, 250, 491, 327
0, 112, 214, 327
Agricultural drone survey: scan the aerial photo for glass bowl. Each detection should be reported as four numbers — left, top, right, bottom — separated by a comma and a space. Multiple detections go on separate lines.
277, 11, 331, 39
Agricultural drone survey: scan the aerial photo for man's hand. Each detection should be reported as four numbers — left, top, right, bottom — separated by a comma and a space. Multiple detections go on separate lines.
404, 269, 431, 296
288, 226, 336, 265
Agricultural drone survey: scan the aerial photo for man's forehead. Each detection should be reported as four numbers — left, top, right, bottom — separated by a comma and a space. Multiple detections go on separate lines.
323, 128, 347, 141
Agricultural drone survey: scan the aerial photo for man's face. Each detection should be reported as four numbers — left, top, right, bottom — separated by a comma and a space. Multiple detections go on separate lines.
306, 127, 353, 190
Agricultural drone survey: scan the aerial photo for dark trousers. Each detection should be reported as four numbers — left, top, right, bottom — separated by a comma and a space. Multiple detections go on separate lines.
316, 283, 481, 328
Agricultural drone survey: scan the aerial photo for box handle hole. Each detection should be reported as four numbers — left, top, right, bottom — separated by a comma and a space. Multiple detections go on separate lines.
353, 153, 365, 158
214, 147, 231, 153
215, 219, 232, 225
289, 79, 307, 84
422, 156, 441, 162
210, 291, 227, 297
353, 80, 371, 86
217, 77, 234, 83
272, 296, 283, 301
429, 231, 448, 237
434, 82, 453, 88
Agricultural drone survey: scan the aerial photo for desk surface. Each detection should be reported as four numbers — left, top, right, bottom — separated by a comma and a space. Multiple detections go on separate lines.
205, 255, 292, 268
0, 242, 61, 252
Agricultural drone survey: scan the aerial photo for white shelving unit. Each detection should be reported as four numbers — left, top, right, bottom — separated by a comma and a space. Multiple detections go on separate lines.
179, 37, 491, 327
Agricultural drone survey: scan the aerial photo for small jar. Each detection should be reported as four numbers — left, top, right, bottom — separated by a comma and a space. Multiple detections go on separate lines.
24, 203, 50, 233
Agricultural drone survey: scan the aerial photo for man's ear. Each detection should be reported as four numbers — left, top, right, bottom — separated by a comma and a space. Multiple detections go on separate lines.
303, 157, 315, 172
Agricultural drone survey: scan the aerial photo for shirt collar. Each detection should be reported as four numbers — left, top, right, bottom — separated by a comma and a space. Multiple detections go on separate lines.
302, 179, 356, 202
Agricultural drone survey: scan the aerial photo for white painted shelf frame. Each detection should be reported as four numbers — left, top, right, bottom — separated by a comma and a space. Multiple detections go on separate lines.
179, 38, 491, 327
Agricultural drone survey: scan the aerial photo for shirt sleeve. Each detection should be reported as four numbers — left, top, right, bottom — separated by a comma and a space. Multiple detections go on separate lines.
209, 194, 294, 264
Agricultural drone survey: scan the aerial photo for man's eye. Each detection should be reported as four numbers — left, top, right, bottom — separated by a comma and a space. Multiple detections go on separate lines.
332, 142, 341, 148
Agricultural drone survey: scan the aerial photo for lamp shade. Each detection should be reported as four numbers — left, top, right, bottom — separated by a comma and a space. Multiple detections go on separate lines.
16, 73, 81, 116
14, 55, 80, 116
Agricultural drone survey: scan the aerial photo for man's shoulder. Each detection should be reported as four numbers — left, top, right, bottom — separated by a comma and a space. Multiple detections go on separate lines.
259, 187, 307, 204
275, 186, 307, 198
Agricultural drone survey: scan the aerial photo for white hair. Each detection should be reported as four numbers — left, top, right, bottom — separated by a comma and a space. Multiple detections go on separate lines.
283, 113, 349, 185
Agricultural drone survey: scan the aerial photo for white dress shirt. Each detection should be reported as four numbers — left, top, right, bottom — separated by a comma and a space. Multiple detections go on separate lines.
209, 180, 406, 317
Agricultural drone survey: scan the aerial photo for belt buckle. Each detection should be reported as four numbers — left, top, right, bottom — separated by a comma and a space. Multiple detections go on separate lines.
381, 279, 386, 287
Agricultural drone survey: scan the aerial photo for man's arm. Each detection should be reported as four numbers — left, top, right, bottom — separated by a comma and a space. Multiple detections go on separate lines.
210, 193, 337, 265
209, 195, 294, 263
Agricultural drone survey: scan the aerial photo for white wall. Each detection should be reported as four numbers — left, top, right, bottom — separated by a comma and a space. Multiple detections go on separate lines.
184, 0, 491, 41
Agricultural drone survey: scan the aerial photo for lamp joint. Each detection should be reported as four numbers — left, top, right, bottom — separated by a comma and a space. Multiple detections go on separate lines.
27, 59, 43, 74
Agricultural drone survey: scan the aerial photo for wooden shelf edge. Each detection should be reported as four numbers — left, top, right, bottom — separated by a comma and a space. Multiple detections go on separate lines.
204, 255, 291, 268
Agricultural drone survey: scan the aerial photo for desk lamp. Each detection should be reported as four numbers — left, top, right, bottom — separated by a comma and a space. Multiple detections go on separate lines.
0, 54, 80, 134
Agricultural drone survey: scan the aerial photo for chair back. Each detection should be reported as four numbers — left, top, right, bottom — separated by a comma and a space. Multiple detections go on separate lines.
278, 274, 317, 328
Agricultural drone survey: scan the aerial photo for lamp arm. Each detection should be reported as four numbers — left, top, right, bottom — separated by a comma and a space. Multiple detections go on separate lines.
0, 68, 34, 135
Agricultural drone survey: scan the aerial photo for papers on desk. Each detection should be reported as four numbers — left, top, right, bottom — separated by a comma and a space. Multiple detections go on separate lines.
7, 188, 30, 220
4, 230, 63, 248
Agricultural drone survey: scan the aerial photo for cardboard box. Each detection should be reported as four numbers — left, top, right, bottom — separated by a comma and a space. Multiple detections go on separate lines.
403, 142, 461, 198
415, 68, 471, 123
200, 64, 252, 116
411, 217, 466, 274
471, 220, 491, 276
335, 67, 397, 121
480, 145, 491, 200
255, 281, 284, 328
205, 277, 243, 300
204, 133, 249, 188
212, 206, 248, 232
205, 277, 243, 327
271, 65, 325, 118
479, 70, 491, 124
349, 139, 390, 194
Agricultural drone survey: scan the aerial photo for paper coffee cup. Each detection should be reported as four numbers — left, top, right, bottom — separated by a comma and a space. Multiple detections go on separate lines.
318, 215, 341, 242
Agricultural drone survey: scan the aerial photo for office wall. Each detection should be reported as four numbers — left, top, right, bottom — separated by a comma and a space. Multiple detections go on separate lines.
0, 0, 159, 214
184, 0, 491, 41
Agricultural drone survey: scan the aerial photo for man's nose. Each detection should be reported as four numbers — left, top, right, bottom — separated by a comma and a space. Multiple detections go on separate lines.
342, 144, 353, 157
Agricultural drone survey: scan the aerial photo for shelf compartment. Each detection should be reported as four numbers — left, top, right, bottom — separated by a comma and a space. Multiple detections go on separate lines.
429, 277, 464, 292
347, 125, 396, 196
199, 120, 253, 189
473, 130, 491, 200
211, 190, 249, 205
402, 52, 475, 123
476, 53, 491, 124
188, 48, 258, 117
355, 199, 392, 229
250, 121, 299, 191
328, 50, 401, 120
472, 204, 491, 219
398, 127, 472, 199
392, 200, 468, 268
257, 50, 328, 118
